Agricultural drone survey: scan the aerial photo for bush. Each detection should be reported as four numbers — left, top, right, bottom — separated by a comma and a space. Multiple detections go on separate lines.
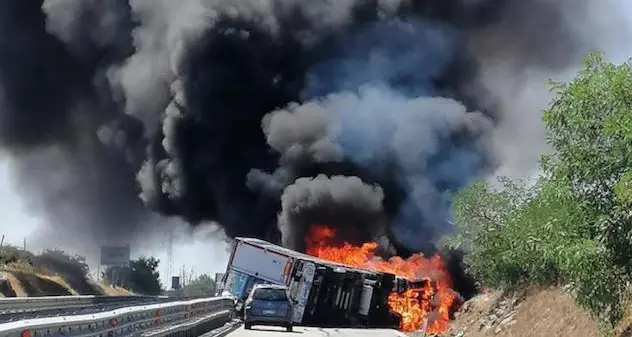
182, 274, 216, 297
451, 53, 632, 327
451, 177, 625, 323
0, 245, 34, 266
33, 249, 90, 278
103, 256, 162, 295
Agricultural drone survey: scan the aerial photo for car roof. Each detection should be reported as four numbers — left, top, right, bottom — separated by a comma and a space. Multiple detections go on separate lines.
253, 284, 287, 290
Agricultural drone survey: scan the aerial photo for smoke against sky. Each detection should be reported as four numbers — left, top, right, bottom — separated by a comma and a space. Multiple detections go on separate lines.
0, 0, 631, 266
0, 157, 229, 284
0, 159, 40, 242
478, 0, 632, 179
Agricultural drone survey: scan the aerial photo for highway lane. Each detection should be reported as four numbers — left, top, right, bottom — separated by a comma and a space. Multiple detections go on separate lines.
226, 326, 408, 337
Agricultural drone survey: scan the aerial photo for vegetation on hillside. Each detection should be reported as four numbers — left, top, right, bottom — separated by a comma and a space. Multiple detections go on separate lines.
0, 246, 90, 280
0, 245, 34, 266
0, 245, 99, 295
451, 53, 632, 328
181, 274, 217, 297
0, 245, 159, 296
103, 256, 163, 295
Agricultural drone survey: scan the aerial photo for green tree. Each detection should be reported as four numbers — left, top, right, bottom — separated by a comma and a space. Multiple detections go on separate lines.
544, 53, 632, 212
544, 52, 632, 274
541, 53, 632, 324
452, 53, 632, 326
181, 274, 216, 297
103, 256, 162, 295
449, 178, 534, 285
452, 177, 595, 286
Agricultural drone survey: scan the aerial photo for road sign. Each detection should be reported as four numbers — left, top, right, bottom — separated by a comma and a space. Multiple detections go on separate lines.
171, 276, 181, 290
100, 245, 131, 266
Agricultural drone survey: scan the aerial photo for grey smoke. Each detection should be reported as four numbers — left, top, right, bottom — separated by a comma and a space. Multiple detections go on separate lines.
469, 0, 632, 178
279, 174, 387, 251
264, 88, 494, 251
247, 100, 344, 195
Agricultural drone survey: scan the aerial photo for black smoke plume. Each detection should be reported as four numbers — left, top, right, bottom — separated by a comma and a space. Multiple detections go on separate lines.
278, 175, 389, 252
0, 0, 622, 256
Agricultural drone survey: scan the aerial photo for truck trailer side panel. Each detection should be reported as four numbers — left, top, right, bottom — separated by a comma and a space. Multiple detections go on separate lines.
230, 240, 293, 285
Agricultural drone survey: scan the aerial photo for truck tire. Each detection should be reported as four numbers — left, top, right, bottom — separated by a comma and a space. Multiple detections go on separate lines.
286, 325, 293, 332
244, 323, 252, 330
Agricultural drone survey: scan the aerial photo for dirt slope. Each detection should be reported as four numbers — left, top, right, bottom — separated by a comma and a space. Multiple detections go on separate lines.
0, 246, 132, 297
0, 269, 130, 297
446, 287, 600, 337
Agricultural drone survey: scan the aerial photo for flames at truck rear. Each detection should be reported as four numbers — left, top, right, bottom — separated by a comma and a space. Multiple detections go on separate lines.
305, 225, 463, 333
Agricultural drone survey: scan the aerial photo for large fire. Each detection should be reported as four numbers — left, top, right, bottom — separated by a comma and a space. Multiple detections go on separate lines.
305, 225, 459, 334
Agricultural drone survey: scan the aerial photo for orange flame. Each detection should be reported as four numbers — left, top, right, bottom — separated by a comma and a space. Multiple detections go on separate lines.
305, 225, 458, 334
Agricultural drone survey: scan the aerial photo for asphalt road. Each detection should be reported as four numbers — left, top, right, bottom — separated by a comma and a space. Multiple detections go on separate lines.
226, 326, 408, 337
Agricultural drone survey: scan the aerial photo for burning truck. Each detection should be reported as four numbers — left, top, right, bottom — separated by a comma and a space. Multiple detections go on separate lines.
220, 225, 463, 334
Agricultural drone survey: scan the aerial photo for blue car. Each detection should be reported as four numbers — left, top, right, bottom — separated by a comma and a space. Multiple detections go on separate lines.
244, 284, 295, 332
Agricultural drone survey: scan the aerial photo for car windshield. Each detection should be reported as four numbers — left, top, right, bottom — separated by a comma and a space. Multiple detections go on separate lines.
253, 288, 288, 301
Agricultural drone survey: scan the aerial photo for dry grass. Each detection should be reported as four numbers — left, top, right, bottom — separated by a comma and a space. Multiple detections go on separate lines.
4, 260, 60, 278
4, 261, 78, 295
5, 260, 41, 274
1, 271, 135, 297
99, 283, 131, 296
2, 262, 132, 297
501, 288, 598, 337
1, 271, 27, 297
1, 247, 134, 297
447, 287, 600, 337
39, 275, 78, 295
614, 302, 632, 337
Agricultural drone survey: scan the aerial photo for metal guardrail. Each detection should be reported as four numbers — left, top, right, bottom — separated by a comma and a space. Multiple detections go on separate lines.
0, 296, 180, 323
0, 296, 236, 337
0, 295, 168, 313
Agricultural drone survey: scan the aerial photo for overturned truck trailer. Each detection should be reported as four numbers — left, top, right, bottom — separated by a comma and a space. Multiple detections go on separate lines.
220, 237, 403, 328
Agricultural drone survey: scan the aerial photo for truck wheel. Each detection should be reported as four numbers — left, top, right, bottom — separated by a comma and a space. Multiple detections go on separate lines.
244, 323, 252, 330
286, 325, 293, 332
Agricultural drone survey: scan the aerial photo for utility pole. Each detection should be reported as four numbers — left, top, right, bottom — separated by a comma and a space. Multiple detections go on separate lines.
23, 238, 26, 251
166, 230, 174, 287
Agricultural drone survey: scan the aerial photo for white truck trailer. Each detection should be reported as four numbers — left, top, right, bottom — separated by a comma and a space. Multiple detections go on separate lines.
221, 237, 402, 328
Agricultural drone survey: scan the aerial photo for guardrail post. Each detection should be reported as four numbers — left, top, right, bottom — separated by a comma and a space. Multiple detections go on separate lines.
155, 308, 163, 327
20, 329, 31, 337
